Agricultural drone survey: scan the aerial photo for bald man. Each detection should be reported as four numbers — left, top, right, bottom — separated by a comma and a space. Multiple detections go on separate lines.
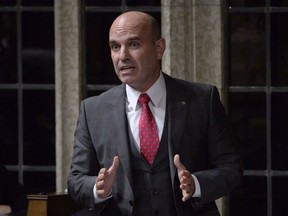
68, 11, 242, 216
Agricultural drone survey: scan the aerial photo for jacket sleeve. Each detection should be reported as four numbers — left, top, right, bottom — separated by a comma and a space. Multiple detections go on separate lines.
192, 86, 242, 205
67, 100, 109, 213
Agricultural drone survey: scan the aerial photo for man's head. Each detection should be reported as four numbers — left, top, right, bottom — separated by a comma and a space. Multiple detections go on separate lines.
109, 11, 165, 92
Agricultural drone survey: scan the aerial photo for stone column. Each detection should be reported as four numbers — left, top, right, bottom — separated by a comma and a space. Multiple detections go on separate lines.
55, 0, 82, 192
162, 0, 225, 97
161, 0, 228, 215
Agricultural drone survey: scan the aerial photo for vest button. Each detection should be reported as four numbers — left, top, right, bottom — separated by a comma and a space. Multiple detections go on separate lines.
152, 189, 158, 197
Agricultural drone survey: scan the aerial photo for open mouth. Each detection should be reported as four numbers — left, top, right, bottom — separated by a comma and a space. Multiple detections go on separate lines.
120, 66, 135, 71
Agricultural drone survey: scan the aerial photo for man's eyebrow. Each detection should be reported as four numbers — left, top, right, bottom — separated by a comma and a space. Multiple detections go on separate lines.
109, 40, 117, 45
128, 36, 141, 41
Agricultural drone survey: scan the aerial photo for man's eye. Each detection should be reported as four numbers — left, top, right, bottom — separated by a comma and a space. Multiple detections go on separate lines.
130, 42, 139, 48
111, 44, 120, 51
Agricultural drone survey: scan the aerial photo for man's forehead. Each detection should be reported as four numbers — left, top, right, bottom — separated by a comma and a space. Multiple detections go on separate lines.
111, 19, 145, 33
109, 24, 145, 40
109, 33, 141, 44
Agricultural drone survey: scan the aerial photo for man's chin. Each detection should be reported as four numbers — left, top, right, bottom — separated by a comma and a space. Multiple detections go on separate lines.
119, 75, 135, 84
120, 78, 138, 88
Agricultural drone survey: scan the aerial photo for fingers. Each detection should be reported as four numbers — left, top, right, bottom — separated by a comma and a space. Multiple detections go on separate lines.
108, 156, 120, 173
95, 156, 120, 198
96, 168, 108, 197
178, 171, 194, 201
174, 154, 195, 202
182, 191, 191, 202
180, 173, 195, 202
174, 154, 186, 171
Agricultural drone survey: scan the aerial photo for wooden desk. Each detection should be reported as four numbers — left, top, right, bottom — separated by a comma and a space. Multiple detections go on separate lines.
27, 193, 80, 216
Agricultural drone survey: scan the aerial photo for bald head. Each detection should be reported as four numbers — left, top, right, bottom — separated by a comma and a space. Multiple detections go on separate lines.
110, 11, 161, 42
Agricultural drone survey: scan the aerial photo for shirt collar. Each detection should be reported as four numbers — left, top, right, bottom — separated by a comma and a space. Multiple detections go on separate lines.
126, 72, 166, 110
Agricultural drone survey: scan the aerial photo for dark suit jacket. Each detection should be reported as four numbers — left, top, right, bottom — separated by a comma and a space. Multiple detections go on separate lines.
67, 73, 242, 216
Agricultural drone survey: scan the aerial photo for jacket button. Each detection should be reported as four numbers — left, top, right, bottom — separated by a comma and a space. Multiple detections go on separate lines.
129, 200, 134, 206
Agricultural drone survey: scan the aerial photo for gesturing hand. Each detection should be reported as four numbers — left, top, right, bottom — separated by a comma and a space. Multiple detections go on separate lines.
95, 156, 120, 199
174, 154, 195, 202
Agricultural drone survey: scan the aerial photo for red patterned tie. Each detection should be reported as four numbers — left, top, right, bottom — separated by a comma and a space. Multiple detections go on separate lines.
138, 93, 159, 165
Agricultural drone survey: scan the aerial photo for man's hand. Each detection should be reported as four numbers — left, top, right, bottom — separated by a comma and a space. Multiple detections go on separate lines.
174, 154, 195, 202
95, 156, 120, 199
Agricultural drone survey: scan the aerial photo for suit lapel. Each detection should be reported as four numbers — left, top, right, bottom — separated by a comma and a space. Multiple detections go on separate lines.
164, 74, 190, 186
106, 85, 133, 186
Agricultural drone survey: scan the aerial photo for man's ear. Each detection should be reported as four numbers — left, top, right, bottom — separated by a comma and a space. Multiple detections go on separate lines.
156, 38, 166, 60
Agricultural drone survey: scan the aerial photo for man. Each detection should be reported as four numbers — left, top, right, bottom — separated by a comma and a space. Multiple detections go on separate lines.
68, 11, 242, 216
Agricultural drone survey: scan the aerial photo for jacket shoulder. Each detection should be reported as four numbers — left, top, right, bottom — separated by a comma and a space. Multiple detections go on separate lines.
163, 73, 217, 99
82, 84, 125, 106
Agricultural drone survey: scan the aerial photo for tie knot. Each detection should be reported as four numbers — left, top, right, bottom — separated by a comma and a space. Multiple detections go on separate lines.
138, 93, 150, 105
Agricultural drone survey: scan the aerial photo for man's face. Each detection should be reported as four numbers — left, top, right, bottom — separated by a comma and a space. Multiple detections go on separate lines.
109, 13, 165, 92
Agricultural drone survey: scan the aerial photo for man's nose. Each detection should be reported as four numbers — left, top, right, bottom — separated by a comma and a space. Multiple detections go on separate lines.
119, 46, 130, 61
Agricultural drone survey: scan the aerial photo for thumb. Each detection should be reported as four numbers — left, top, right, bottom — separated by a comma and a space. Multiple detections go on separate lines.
108, 156, 120, 173
174, 154, 186, 171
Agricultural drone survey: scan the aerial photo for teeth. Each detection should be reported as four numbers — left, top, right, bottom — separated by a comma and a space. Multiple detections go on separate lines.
121, 66, 133, 70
